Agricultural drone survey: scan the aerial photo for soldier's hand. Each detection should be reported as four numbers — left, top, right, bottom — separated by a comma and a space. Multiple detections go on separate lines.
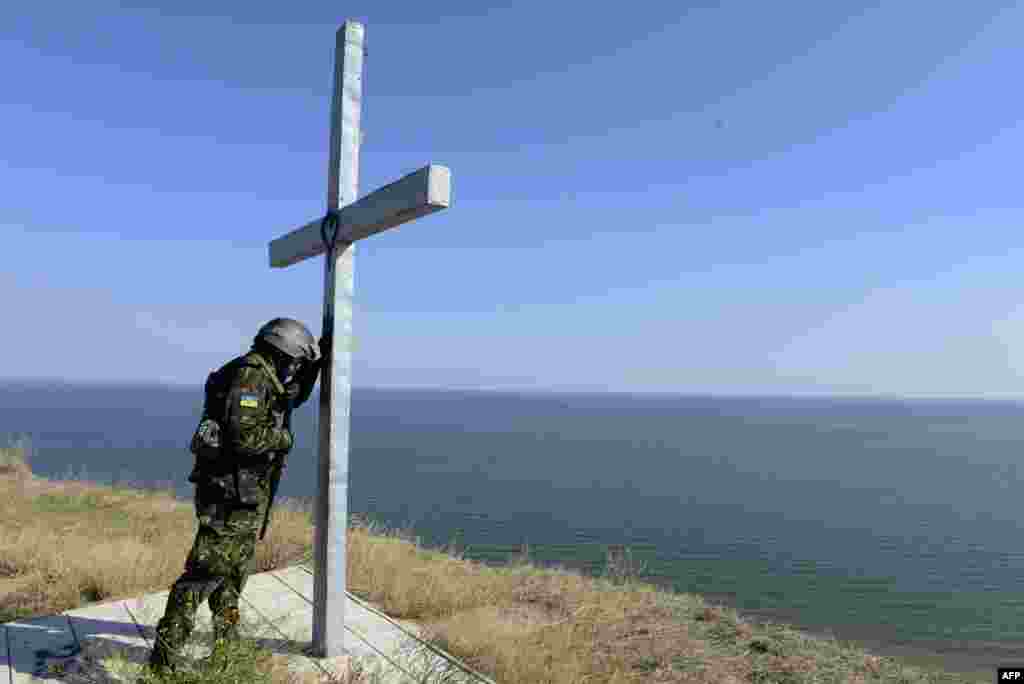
284, 382, 302, 408
273, 451, 288, 469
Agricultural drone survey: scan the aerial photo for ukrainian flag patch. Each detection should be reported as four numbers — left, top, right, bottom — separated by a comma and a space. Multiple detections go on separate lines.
239, 393, 260, 408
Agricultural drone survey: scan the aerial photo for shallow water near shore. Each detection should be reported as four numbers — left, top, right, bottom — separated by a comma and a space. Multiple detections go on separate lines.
3, 381, 1023, 676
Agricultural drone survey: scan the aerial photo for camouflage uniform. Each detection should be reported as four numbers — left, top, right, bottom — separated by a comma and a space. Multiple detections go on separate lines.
148, 350, 293, 673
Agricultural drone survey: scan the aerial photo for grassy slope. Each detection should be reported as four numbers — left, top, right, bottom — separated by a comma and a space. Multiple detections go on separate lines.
0, 444, 987, 683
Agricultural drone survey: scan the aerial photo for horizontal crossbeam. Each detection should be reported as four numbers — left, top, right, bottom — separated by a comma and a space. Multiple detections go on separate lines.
269, 164, 451, 268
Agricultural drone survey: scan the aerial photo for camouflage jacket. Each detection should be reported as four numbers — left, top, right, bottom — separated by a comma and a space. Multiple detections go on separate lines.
188, 351, 292, 505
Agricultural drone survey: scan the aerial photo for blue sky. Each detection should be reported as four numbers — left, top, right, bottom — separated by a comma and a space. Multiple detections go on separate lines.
3, 1, 1024, 397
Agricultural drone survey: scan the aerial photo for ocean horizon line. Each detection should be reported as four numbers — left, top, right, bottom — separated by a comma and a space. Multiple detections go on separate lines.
2, 376, 1024, 405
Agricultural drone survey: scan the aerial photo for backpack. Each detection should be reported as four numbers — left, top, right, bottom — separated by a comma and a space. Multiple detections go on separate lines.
187, 356, 249, 484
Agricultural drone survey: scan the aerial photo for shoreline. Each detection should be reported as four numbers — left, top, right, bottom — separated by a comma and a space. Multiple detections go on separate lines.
701, 592, 1005, 680
496, 557, 1004, 680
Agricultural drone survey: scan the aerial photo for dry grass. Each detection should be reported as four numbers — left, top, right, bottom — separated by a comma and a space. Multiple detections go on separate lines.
0, 440, 987, 683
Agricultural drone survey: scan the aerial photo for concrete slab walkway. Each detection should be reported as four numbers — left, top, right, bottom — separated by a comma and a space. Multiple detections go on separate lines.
1, 564, 493, 684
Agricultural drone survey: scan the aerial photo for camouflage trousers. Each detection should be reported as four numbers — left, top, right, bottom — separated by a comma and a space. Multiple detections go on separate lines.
148, 477, 270, 672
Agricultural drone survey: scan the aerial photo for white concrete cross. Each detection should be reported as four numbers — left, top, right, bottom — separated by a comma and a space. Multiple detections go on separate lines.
267, 20, 452, 658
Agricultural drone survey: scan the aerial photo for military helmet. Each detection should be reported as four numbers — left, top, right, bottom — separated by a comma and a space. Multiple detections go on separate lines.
254, 318, 318, 362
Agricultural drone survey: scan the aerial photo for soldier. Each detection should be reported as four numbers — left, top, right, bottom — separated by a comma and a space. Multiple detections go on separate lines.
146, 318, 326, 676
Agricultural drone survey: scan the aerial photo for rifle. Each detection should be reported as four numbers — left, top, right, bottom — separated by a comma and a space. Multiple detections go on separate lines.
259, 350, 322, 541
260, 400, 290, 541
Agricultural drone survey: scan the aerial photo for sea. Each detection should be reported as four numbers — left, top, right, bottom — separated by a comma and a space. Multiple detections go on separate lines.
3, 380, 1024, 678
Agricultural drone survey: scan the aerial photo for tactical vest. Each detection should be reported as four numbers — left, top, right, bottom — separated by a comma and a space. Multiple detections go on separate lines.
187, 353, 279, 506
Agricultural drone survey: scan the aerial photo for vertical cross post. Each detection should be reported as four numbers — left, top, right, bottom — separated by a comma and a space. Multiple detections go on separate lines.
312, 20, 363, 658
266, 20, 451, 661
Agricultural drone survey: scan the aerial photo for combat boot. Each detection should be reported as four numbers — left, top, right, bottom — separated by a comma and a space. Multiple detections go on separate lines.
145, 636, 186, 681
201, 634, 242, 674
141, 656, 177, 682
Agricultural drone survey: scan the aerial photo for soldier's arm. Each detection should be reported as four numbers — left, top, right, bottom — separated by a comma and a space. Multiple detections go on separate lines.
289, 359, 321, 409
224, 366, 293, 458
287, 336, 328, 410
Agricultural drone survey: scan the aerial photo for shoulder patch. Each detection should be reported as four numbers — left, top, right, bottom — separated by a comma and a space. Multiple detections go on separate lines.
239, 392, 260, 408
